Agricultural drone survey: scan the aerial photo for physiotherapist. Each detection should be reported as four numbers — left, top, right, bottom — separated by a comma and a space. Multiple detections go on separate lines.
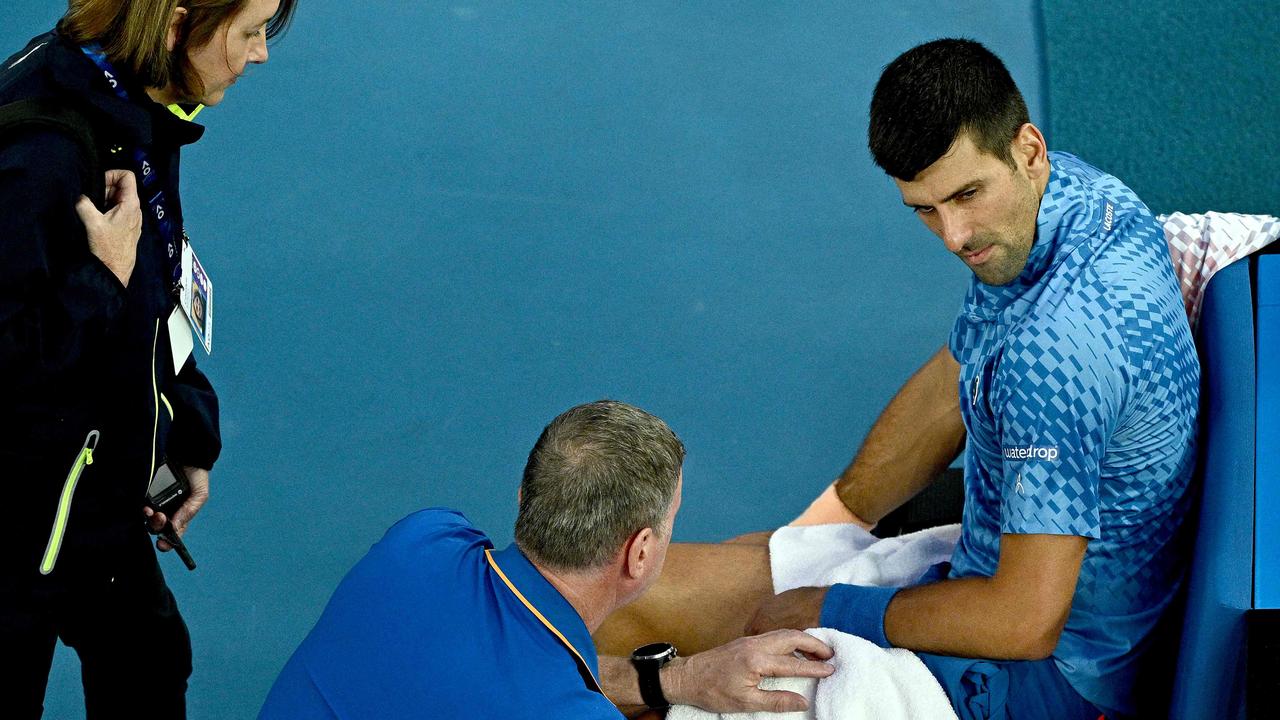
260, 401, 837, 719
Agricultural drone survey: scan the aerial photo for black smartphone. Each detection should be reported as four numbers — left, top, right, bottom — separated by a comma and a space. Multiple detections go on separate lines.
145, 461, 197, 571
147, 462, 189, 516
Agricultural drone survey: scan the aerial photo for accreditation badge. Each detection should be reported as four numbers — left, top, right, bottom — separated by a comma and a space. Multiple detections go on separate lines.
167, 307, 193, 374
179, 242, 213, 355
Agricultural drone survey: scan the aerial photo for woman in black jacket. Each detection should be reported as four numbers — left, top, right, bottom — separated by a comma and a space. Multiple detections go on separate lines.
0, 1, 296, 716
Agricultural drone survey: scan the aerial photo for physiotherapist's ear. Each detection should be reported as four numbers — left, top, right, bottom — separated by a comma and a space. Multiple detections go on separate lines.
165, 7, 189, 52
1014, 123, 1049, 181
623, 527, 655, 580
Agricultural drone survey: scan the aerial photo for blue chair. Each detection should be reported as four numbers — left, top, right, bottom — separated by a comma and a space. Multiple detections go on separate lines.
1167, 252, 1280, 718
1250, 253, 1280, 716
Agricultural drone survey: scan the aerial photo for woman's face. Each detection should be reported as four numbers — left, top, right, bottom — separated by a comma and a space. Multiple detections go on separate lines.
184, 0, 280, 106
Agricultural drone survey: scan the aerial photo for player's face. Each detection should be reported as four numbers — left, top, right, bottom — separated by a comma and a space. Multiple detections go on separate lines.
896, 130, 1044, 286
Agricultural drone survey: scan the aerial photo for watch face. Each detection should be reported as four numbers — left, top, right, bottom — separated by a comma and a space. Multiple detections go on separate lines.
633, 642, 677, 662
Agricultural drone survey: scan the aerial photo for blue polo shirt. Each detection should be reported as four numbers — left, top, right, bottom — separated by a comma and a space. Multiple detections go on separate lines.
259, 508, 621, 719
946, 152, 1199, 715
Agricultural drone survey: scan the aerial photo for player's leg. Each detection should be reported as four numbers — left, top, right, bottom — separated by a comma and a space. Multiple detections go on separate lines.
594, 541, 774, 657
722, 530, 772, 546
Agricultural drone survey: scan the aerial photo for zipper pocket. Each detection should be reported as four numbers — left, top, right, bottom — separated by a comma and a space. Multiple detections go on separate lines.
150, 318, 160, 489
39, 430, 100, 575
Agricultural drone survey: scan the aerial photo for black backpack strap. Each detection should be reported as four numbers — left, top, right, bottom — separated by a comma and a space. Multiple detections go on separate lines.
0, 97, 104, 207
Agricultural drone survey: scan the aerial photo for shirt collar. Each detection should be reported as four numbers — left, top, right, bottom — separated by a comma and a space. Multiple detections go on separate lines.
487, 544, 603, 681
964, 154, 1100, 316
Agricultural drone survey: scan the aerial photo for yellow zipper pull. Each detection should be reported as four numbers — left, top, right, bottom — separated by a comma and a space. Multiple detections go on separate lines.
82, 430, 99, 464
39, 430, 101, 575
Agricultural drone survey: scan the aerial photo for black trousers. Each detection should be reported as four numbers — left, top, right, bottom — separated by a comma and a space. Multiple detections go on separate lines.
0, 538, 192, 719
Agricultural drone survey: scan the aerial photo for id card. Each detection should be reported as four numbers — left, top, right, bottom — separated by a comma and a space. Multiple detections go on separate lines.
179, 243, 213, 354
167, 307, 193, 374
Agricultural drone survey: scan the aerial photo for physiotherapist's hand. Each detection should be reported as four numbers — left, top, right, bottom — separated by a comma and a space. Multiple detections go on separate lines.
662, 630, 834, 713
76, 169, 142, 288
144, 467, 210, 552
744, 587, 828, 636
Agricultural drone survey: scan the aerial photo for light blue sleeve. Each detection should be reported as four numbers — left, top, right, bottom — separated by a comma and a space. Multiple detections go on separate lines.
992, 314, 1125, 539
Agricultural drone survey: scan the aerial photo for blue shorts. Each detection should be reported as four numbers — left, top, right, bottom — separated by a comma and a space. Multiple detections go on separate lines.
919, 652, 1104, 720
911, 563, 1106, 720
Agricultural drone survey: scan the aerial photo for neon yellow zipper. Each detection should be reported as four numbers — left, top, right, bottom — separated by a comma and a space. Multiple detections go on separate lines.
150, 319, 160, 484
39, 430, 100, 575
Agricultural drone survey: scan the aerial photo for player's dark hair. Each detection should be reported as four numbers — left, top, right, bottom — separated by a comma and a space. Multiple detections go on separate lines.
868, 38, 1030, 181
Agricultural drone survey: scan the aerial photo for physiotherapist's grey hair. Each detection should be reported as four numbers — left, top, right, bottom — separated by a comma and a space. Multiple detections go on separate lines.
515, 400, 685, 570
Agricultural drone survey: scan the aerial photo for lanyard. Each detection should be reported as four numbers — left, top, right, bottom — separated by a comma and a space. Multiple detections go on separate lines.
79, 43, 184, 298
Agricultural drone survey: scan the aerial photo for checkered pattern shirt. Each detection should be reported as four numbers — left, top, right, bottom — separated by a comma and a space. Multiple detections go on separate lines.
947, 152, 1200, 715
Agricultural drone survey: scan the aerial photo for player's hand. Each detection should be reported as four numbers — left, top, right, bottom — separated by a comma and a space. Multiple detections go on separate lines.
76, 169, 142, 287
662, 630, 834, 713
143, 467, 210, 551
744, 587, 829, 637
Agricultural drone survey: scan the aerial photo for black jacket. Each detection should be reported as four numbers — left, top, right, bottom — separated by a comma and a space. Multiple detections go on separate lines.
0, 29, 220, 580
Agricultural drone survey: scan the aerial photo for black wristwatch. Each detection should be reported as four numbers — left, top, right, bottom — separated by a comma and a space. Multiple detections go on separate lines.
630, 642, 678, 709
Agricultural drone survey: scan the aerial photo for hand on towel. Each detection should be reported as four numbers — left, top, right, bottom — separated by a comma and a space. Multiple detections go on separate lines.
665, 629, 835, 713
744, 587, 826, 637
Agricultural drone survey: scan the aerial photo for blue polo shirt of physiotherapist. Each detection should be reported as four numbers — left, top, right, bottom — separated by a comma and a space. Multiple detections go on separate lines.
259, 508, 622, 719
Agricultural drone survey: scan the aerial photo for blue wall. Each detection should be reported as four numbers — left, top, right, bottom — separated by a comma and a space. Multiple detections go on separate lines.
4, 2, 1044, 717
1042, 0, 1280, 215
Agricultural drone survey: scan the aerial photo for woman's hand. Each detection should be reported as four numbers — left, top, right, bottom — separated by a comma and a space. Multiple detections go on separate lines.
144, 467, 211, 552
76, 169, 142, 287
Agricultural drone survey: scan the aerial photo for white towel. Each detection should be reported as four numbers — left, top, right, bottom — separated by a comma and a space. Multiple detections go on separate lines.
667, 628, 957, 720
667, 524, 962, 720
769, 522, 961, 593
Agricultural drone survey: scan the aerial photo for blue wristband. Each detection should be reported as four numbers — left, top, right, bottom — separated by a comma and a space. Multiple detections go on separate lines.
819, 584, 900, 648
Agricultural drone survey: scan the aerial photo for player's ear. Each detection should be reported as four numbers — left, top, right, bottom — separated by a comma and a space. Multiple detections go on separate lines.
1014, 123, 1048, 181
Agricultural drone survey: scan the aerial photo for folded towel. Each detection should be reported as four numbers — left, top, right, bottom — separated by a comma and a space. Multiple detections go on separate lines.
770, 523, 961, 593
667, 627, 957, 720
666, 524, 962, 719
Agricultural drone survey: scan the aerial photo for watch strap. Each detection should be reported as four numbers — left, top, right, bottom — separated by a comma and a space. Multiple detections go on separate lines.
636, 658, 669, 709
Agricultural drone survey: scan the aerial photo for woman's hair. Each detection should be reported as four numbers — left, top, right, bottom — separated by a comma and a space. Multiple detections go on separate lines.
61, 0, 297, 100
